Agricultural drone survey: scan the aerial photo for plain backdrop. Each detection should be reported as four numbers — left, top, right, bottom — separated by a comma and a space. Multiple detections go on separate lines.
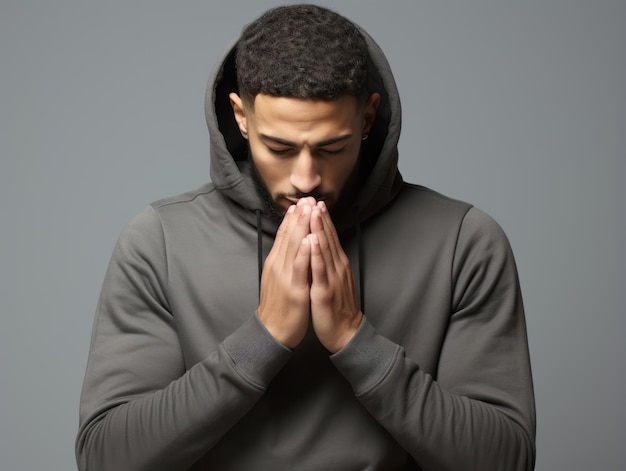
1, 1, 624, 469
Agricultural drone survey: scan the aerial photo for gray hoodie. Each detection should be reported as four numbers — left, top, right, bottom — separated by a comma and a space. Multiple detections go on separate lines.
77, 27, 536, 471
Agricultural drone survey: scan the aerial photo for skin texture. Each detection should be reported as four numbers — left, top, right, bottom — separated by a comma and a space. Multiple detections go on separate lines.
230, 93, 379, 211
307, 199, 363, 352
229, 93, 379, 352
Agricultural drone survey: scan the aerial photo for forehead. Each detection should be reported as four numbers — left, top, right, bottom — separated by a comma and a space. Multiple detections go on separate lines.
249, 94, 360, 133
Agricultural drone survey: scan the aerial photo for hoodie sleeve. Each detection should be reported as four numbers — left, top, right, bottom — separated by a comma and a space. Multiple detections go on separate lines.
331, 207, 536, 470
76, 206, 292, 471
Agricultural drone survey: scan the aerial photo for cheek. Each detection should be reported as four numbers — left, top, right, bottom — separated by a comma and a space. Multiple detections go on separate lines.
329, 155, 359, 186
265, 167, 290, 188
250, 151, 290, 187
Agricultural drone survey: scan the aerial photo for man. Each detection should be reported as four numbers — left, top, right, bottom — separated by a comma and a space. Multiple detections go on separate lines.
77, 5, 535, 470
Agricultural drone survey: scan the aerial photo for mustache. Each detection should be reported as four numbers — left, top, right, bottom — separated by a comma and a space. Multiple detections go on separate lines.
278, 191, 334, 202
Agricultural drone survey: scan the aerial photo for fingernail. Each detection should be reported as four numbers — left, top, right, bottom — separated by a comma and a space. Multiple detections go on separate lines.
287, 205, 295, 214
302, 205, 311, 214
318, 201, 327, 212
297, 198, 307, 206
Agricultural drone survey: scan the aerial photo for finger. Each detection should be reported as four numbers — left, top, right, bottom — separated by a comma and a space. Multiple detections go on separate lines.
297, 196, 317, 208
310, 205, 323, 234
276, 203, 307, 260
275, 205, 295, 241
272, 204, 297, 261
311, 207, 334, 269
283, 203, 312, 264
292, 236, 312, 288
317, 201, 343, 266
308, 233, 328, 286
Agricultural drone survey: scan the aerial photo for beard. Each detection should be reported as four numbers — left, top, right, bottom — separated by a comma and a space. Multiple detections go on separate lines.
250, 167, 283, 220
248, 153, 361, 224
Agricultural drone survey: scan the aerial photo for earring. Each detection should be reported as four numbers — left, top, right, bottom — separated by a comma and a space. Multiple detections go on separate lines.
361, 134, 369, 141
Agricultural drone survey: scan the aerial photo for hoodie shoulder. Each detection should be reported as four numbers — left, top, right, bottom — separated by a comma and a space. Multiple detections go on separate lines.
398, 183, 473, 217
150, 183, 217, 211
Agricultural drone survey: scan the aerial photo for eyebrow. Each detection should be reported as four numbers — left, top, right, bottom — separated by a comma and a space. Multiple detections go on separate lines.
259, 133, 353, 147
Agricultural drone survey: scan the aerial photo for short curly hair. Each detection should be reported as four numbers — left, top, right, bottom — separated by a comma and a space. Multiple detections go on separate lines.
235, 5, 369, 107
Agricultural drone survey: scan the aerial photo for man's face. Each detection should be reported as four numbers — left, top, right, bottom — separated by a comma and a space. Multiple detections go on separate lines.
230, 93, 379, 212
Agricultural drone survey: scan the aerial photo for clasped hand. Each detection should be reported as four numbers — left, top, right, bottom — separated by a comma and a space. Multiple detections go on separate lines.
258, 197, 362, 353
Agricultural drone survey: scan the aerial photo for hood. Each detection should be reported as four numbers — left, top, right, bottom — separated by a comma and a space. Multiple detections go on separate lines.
204, 27, 403, 233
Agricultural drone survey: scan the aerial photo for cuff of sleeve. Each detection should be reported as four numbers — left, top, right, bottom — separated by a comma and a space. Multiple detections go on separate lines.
330, 316, 400, 395
222, 312, 292, 388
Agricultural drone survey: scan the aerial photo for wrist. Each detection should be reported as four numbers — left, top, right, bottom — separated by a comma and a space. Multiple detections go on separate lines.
257, 306, 307, 349
327, 311, 363, 354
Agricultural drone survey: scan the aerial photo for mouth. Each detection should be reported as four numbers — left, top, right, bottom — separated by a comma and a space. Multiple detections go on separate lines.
285, 194, 329, 202
282, 194, 330, 207
284, 196, 301, 205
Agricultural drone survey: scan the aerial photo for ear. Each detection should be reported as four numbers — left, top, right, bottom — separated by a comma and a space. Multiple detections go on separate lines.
361, 92, 381, 136
229, 92, 248, 139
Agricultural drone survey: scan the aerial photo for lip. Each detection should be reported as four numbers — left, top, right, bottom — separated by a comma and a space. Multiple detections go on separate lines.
282, 195, 330, 208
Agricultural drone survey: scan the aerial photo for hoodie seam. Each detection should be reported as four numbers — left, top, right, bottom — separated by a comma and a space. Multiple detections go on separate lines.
222, 350, 267, 392
354, 345, 402, 397
449, 205, 475, 315
152, 187, 216, 210
149, 206, 171, 312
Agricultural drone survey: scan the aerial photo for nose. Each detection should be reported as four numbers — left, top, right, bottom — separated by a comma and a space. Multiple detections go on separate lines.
289, 151, 321, 194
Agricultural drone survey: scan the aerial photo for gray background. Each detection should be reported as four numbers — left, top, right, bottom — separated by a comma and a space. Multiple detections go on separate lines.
1, 1, 624, 469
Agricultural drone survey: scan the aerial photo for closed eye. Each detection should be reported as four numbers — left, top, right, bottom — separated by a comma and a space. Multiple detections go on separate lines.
319, 147, 346, 155
268, 147, 293, 156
